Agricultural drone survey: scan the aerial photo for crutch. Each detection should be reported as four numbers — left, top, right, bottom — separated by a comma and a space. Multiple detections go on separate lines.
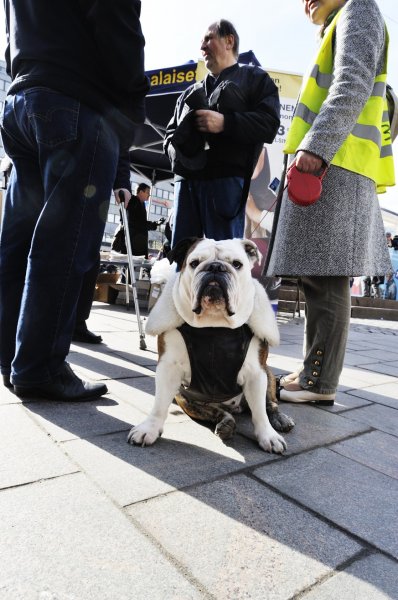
119, 191, 147, 350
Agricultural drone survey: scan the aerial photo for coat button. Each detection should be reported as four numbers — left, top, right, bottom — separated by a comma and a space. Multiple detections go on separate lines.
308, 380, 314, 386
314, 360, 320, 366
312, 371, 319, 377
316, 350, 323, 356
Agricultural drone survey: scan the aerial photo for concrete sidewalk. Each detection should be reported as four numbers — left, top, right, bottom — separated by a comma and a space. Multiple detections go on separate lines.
1, 302, 397, 599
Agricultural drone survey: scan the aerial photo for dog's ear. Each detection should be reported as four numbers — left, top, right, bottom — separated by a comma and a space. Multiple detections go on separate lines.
167, 237, 202, 270
241, 239, 262, 266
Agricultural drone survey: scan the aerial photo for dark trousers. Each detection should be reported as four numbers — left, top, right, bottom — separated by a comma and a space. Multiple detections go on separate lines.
171, 176, 246, 246
298, 276, 351, 394
74, 255, 100, 327
0, 88, 119, 385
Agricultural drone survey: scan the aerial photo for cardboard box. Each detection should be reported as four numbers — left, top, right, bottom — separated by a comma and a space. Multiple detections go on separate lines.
97, 273, 119, 284
94, 283, 118, 303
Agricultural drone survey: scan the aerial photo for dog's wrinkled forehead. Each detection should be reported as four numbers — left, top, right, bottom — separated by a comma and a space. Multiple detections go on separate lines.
185, 238, 259, 269
168, 237, 260, 271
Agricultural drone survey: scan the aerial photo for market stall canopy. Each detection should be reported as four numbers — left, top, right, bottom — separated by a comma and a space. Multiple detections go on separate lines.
129, 51, 261, 183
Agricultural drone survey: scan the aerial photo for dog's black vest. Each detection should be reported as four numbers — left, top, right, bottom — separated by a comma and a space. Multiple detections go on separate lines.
177, 323, 253, 403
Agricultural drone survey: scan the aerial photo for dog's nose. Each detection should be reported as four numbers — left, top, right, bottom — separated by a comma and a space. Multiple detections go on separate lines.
207, 261, 227, 273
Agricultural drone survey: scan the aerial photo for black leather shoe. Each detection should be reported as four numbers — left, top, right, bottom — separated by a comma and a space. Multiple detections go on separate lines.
2, 374, 12, 388
13, 362, 108, 401
72, 328, 103, 344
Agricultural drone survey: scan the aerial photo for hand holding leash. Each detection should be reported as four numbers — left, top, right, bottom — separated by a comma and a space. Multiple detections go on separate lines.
287, 157, 328, 207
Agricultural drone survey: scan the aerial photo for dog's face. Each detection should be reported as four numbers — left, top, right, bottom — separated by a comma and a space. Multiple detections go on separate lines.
168, 238, 261, 328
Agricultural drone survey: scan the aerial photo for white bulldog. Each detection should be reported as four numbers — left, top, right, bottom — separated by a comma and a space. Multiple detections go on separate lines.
127, 238, 293, 453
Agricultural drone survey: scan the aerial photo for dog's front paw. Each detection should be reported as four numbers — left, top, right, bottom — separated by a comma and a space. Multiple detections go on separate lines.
127, 419, 163, 447
257, 428, 286, 454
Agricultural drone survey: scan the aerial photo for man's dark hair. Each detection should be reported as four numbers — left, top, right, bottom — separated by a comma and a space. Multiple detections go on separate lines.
210, 19, 239, 58
137, 182, 150, 194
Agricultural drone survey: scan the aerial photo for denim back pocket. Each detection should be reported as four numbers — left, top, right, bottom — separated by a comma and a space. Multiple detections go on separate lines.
24, 87, 79, 147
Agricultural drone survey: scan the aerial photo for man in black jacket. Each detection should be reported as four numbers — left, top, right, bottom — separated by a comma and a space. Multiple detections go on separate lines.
164, 19, 280, 246
0, 0, 149, 399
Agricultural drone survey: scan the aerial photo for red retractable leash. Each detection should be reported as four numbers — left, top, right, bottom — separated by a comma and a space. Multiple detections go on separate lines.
286, 161, 328, 207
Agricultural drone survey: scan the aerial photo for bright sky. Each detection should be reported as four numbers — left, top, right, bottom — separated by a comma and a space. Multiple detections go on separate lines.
0, 1, 397, 207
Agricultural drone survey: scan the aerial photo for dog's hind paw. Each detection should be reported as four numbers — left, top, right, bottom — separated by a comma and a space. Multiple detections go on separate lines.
268, 410, 295, 433
215, 416, 236, 440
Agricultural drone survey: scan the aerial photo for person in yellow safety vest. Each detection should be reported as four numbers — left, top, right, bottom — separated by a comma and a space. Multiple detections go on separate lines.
266, 0, 395, 405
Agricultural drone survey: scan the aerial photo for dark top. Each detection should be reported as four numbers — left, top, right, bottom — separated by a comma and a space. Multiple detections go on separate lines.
125, 195, 157, 257
165, 63, 280, 180
3, 0, 150, 152
177, 323, 254, 403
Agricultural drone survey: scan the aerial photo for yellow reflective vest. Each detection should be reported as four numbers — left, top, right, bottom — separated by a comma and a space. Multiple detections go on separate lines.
285, 8, 395, 193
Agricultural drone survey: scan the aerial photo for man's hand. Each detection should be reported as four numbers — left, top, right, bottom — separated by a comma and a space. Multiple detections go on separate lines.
114, 188, 132, 208
295, 151, 324, 174
195, 109, 224, 133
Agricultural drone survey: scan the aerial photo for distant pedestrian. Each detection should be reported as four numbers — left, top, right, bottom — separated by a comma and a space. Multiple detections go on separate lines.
113, 183, 165, 259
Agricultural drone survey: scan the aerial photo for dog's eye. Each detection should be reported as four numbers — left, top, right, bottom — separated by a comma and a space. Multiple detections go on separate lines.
190, 259, 200, 269
232, 260, 243, 270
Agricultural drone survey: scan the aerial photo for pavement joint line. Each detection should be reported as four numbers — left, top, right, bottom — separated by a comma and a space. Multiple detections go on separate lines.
120, 427, 375, 509
335, 401, 398, 415
288, 548, 374, 600
237, 427, 376, 461
246, 471, 398, 564
0, 470, 81, 494
121, 508, 217, 600
328, 441, 398, 480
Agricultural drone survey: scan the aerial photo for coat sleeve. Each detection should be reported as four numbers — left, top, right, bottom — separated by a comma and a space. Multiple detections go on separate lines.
164, 91, 187, 161
113, 151, 132, 191
222, 70, 281, 144
298, 0, 385, 163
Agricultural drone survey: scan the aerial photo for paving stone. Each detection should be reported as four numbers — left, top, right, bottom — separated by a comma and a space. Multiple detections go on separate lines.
254, 448, 398, 559
331, 431, 398, 480
353, 348, 398, 362
127, 474, 361, 600
107, 377, 189, 423
302, 552, 398, 600
69, 350, 154, 380
345, 403, 398, 436
0, 473, 201, 599
24, 396, 147, 442
0, 385, 21, 406
346, 383, 398, 408
320, 391, 372, 412
63, 421, 283, 506
346, 341, 380, 352
0, 404, 76, 489
357, 362, 398, 378
237, 403, 370, 453
338, 367, 396, 389
105, 330, 158, 358
341, 352, 386, 367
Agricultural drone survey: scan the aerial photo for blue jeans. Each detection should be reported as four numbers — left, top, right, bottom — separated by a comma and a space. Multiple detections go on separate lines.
171, 177, 246, 246
0, 88, 119, 385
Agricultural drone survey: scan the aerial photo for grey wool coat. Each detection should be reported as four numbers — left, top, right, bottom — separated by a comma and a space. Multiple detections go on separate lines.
267, 0, 393, 277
